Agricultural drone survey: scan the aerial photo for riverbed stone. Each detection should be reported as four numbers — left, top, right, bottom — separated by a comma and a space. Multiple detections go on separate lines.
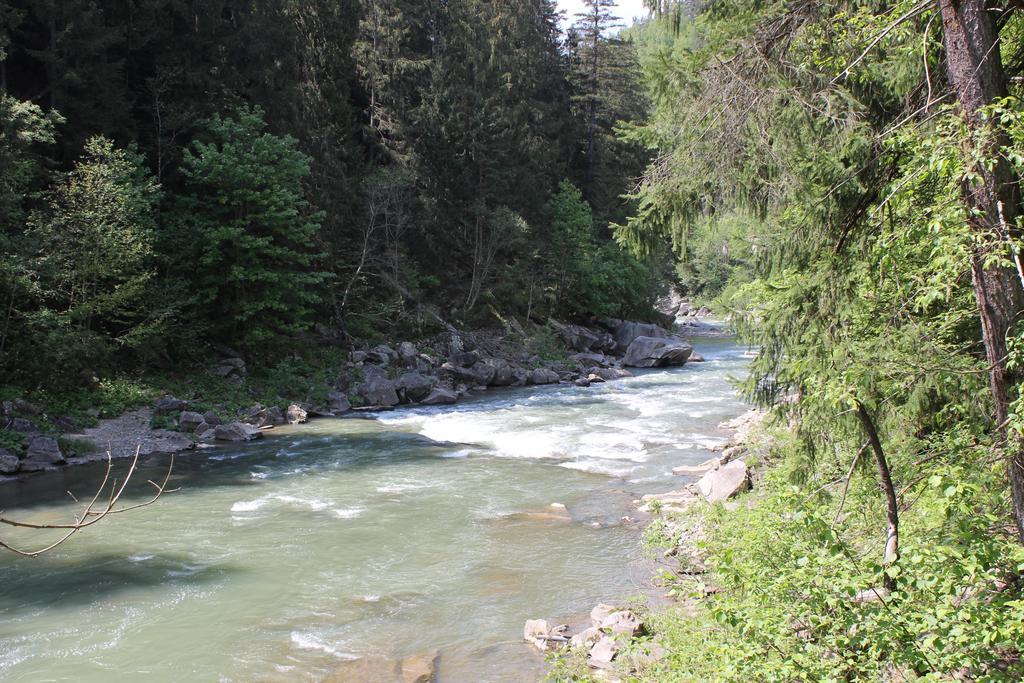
396, 341, 418, 365
396, 372, 435, 403
570, 626, 603, 650
529, 368, 559, 385
622, 336, 692, 368
20, 436, 66, 471
608, 319, 670, 354
588, 636, 620, 667
689, 351, 706, 362
327, 391, 352, 414
178, 411, 205, 432
154, 395, 189, 417
0, 449, 20, 474
286, 404, 308, 424
358, 376, 400, 407
367, 344, 398, 365
6, 417, 39, 435
599, 610, 644, 637
482, 358, 514, 386
420, 387, 458, 405
697, 459, 750, 502
213, 422, 262, 442
590, 603, 617, 628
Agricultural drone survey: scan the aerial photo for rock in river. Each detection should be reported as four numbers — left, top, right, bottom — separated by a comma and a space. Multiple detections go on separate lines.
622, 336, 693, 368
213, 422, 263, 442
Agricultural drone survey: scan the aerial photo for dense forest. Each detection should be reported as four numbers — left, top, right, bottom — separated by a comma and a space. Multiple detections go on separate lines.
0, 0, 662, 388
598, 0, 1024, 680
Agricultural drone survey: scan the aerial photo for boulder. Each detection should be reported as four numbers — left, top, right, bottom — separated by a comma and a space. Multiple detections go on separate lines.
326, 652, 439, 683
400, 650, 440, 683
213, 422, 263, 442
0, 449, 20, 474
523, 619, 568, 653
622, 336, 693, 368
588, 367, 632, 381
689, 351, 706, 362
350, 350, 368, 364
570, 626, 603, 650
6, 398, 41, 416
327, 391, 352, 414
366, 344, 398, 365
20, 436, 65, 471
482, 358, 514, 386
154, 396, 187, 416
420, 388, 458, 405
6, 417, 39, 435
396, 372, 436, 403
397, 342, 419, 366
286, 404, 308, 424
588, 636, 620, 667
529, 368, 560, 385
358, 377, 400, 407
607, 319, 670, 354
570, 352, 611, 367
202, 411, 223, 426
599, 610, 644, 637
551, 321, 606, 352
240, 405, 278, 428
194, 422, 214, 436
575, 378, 591, 387
586, 373, 606, 384
590, 604, 617, 628
448, 350, 482, 368
438, 361, 495, 387
178, 411, 205, 432
696, 459, 750, 502
214, 357, 246, 377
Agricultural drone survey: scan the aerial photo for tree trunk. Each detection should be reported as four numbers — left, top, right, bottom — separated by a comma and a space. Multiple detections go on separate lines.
856, 402, 900, 592
939, 0, 1024, 540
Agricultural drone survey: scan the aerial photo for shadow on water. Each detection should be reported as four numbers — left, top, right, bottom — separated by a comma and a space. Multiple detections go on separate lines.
1, 425, 475, 511
0, 552, 241, 619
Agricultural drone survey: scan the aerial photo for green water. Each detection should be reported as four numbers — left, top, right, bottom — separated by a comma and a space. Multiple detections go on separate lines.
0, 338, 747, 682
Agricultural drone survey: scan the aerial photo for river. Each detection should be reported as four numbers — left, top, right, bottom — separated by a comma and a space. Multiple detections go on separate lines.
0, 337, 747, 682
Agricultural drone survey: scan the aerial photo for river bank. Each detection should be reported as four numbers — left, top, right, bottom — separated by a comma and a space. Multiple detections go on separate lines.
0, 315, 725, 481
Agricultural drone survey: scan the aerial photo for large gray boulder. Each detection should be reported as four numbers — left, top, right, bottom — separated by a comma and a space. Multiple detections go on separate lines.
20, 436, 66, 471
214, 422, 263, 442
607, 320, 671, 354
438, 361, 495, 387
396, 372, 435, 403
622, 336, 693, 368
588, 367, 633, 381
366, 344, 398, 366
5, 417, 39, 435
154, 396, 188, 416
397, 342, 419, 366
697, 459, 750, 502
327, 391, 352, 414
358, 377, 400, 407
240, 404, 283, 427
0, 449, 20, 474
178, 411, 205, 432
448, 350, 481, 368
482, 358, 514, 386
529, 368, 560, 385
550, 321, 614, 353
420, 387, 458, 405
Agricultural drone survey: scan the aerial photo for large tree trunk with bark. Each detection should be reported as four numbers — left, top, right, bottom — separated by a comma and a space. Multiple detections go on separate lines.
939, 0, 1024, 540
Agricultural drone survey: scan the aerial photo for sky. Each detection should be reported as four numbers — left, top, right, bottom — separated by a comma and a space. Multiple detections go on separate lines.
555, 0, 651, 29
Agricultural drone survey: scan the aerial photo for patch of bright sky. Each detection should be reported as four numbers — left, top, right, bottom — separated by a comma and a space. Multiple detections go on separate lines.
555, 0, 651, 30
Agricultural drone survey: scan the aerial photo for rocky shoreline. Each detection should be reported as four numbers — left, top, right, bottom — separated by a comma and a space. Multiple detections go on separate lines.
522, 408, 765, 681
0, 315, 724, 481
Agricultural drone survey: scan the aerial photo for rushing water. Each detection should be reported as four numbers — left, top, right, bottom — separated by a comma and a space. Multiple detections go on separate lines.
0, 337, 747, 682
